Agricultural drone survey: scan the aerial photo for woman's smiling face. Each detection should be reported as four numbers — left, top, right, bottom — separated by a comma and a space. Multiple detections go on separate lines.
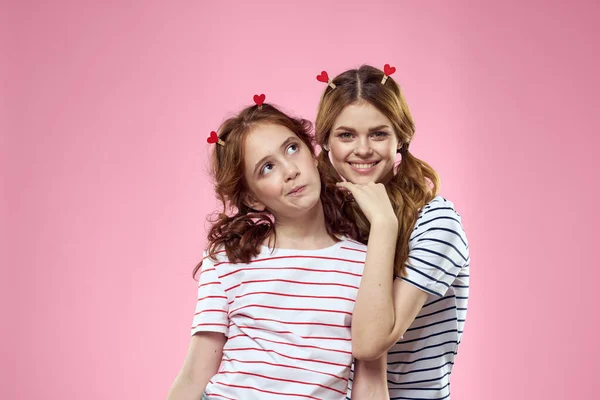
327, 101, 399, 184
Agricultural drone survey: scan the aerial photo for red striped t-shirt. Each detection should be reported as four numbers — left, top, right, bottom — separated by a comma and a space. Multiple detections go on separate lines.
191, 238, 367, 400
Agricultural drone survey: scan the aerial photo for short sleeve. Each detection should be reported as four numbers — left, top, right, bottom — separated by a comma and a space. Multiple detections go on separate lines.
191, 252, 229, 336
402, 200, 469, 297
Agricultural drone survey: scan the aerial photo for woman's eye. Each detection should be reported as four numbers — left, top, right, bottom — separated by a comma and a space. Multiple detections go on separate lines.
371, 131, 389, 138
338, 132, 353, 139
260, 163, 274, 175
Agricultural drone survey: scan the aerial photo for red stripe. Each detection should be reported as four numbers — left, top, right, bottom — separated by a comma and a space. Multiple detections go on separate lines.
221, 358, 346, 381
230, 335, 351, 355
230, 303, 352, 316
216, 371, 345, 395
206, 393, 236, 400
212, 381, 336, 399
215, 254, 363, 266
198, 295, 228, 301
340, 246, 367, 253
219, 266, 361, 279
227, 327, 350, 341
225, 279, 359, 292
234, 314, 350, 328
229, 291, 355, 304
191, 323, 228, 329
201, 249, 227, 261
194, 309, 227, 316
345, 238, 365, 246
199, 281, 220, 288
223, 347, 350, 368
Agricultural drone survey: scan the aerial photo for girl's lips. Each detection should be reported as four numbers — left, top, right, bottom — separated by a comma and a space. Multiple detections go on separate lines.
287, 185, 306, 196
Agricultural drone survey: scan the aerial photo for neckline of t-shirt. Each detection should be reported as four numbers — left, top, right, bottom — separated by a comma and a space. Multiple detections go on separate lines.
259, 236, 345, 254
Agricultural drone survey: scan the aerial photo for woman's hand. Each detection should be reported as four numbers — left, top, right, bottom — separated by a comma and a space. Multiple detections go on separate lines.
336, 181, 397, 227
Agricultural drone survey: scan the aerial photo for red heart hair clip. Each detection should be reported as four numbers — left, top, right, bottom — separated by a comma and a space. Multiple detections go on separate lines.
316, 70, 336, 89
207, 131, 225, 147
253, 93, 265, 108
381, 64, 396, 84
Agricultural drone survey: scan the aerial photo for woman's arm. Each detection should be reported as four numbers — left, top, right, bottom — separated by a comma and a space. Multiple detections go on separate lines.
351, 220, 429, 360
349, 193, 469, 360
351, 355, 390, 400
337, 182, 429, 360
166, 332, 226, 400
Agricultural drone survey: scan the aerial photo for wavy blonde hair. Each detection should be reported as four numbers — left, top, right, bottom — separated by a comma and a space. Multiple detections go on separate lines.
315, 65, 440, 277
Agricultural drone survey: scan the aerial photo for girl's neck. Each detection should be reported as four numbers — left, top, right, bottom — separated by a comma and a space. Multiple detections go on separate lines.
268, 200, 337, 250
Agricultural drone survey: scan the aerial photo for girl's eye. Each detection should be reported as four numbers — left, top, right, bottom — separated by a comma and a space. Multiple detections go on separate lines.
286, 143, 299, 155
260, 163, 274, 175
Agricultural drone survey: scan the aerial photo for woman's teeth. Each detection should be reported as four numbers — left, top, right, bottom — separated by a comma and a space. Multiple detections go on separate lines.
350, 162, 377, 169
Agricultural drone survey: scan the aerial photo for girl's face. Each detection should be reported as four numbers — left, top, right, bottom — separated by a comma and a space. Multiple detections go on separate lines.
243, 124, 321, 219
327, 102, 400, 184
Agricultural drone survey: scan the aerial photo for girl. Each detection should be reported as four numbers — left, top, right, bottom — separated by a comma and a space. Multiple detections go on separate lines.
315, 65, 470, 399
167, 102, 388, 400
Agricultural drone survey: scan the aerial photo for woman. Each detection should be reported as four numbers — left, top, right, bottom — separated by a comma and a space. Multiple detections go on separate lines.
315, 65, 470, 399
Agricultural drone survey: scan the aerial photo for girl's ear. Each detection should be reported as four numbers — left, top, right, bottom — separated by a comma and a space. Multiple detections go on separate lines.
243, 193, 266, 212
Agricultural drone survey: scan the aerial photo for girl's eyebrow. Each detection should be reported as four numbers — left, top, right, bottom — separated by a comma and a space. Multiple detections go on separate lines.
253, 136, 297, 175
333, 125, 391, 133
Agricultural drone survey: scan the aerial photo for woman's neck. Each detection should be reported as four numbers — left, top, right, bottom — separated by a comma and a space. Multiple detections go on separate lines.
268, 200, 336, 250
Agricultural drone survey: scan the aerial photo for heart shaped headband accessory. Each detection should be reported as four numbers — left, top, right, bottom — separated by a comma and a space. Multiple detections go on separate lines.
381, 63, 396, 84
253, 93, 265, 109
316, 70, 336, 89
206, 130, 225, 147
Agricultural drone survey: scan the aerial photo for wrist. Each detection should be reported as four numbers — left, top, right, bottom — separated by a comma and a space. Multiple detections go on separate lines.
370, 216, 399, 234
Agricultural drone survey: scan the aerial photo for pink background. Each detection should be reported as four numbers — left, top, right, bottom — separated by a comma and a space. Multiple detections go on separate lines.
3, 1, 599, 399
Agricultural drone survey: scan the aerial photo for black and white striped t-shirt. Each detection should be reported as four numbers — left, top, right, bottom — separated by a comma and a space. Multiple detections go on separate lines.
348, 196, 470, 400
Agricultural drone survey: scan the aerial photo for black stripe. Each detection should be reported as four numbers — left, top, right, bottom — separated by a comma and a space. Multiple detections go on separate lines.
456, 296, 469, 300
417, 216, 462, 229
387, 361, 455, 375
405, 265, 451, 288
412, 227, 468, 247
411, 248, 464, 269
424, 206, 455, 215
390, 393, 450, 400
402, 277, 443, 297
399, 329, 458, 344
452, 284, 469, 288
417, 238, 469, 261
388, 340, 459, 355
423, 295, 455, 308
388, 351, 457, 365
387, 371, 451, 386
408, 255, 460, 276
415, 306, 457, 320
351, 379, 450, 396
407, 318, 457, 332
389, 382, 450, 392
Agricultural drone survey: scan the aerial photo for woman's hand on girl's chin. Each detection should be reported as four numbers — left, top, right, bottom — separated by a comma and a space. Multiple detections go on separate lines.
336, 181, 397, 228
